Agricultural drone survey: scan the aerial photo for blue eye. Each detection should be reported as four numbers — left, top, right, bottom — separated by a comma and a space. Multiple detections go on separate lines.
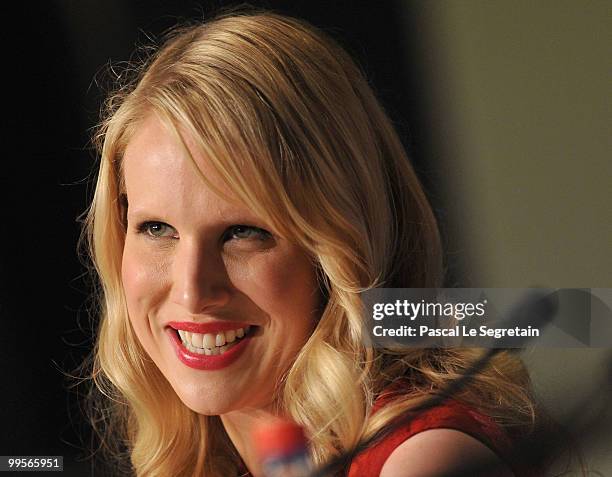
226, 225, 271, 241
137, 221, 176, 238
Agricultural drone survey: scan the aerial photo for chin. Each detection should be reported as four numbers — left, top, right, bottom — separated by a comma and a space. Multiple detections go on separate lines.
170, 381, 239, 416
177, 396, 233, 416
181, 401, 228, 416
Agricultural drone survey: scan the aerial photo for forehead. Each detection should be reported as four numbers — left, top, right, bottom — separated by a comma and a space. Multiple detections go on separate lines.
123, 115, 190, 185
121, 114, 241, 221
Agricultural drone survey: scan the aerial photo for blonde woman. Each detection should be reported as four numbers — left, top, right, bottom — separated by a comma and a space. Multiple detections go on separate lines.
81, 8, 551, 477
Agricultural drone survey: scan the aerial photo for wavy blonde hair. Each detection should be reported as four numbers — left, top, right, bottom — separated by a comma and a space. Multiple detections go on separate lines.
80, 8, 544, 476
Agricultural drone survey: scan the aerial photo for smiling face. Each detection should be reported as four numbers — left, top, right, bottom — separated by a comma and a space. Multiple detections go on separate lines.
120, 114, 321, 415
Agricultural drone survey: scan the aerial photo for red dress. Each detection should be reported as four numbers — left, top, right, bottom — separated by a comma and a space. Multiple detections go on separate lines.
347, 385, 540, 477
239, 386, 541, 476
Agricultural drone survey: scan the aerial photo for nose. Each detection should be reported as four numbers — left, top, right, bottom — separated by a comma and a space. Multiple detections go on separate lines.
170, 238, 232, 314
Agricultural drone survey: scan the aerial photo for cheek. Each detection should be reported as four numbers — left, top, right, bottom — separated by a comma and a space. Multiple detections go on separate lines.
231, 250, 320, 331
121, 249, 142, 311
121, 243, 161, 333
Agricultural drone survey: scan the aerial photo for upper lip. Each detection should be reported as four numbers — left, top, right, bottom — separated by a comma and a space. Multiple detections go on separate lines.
168, 321, 254, 334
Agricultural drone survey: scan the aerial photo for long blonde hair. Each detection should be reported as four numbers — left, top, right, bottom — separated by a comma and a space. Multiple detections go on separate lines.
80, 8, 541, 476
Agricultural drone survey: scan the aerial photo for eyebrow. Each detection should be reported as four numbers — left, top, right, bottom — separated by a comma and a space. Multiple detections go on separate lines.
125, 206, 160, 222
124, 200, 272, 230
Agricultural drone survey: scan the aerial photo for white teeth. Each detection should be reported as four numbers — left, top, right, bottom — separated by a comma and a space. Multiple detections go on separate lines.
215, 333, 226, 347
191, 333, 204, 348
177, 326, 252, 354
203, 333, 216, 348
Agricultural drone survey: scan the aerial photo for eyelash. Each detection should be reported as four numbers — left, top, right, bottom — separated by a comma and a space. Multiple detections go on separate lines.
135, 222, 175, 239
135, 221, 272, 242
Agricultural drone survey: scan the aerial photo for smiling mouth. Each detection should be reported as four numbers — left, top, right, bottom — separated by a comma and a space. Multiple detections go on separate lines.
173, 325, 257, 355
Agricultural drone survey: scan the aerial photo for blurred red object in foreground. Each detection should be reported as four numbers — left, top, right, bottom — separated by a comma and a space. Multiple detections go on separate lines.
252, 418, 313, 477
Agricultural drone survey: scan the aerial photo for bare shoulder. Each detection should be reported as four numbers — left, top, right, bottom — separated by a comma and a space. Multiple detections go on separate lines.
379, 428, 515, 477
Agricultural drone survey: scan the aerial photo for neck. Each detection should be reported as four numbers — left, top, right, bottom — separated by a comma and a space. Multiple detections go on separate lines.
221, 404, 285, 477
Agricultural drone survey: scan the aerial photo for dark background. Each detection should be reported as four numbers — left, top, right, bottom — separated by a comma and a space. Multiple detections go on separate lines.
0, 1, 449, 474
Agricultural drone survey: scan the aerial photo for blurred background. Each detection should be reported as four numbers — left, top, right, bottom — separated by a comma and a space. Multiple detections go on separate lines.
0, 1, 609, 475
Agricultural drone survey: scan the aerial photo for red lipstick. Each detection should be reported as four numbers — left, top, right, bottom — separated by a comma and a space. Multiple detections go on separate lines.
166, 323, 254, 371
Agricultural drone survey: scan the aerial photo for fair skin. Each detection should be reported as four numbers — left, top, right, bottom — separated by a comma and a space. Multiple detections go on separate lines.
120, 114, 320, 476
380, 429, 515, 477
120, 113, 513, 477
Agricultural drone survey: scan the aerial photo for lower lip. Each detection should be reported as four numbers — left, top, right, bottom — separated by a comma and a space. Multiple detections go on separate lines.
166, 328, 253, 370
